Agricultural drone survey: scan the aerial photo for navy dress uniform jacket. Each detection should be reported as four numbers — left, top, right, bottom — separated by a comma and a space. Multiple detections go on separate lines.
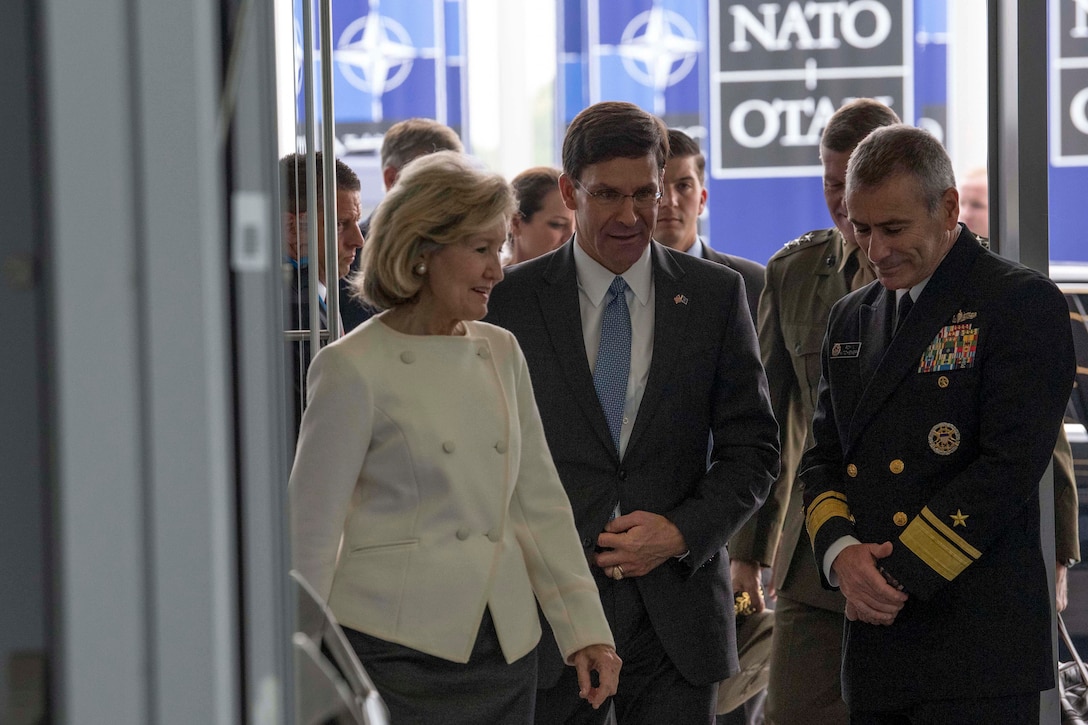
800, 227, 1076, 711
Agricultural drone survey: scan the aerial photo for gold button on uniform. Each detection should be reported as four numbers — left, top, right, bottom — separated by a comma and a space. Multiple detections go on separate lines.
846, 464, 858, 478
938, 375, 949, 388
889, 459, 905, 474
893, 512, 908, 527
400, 351, 416, 364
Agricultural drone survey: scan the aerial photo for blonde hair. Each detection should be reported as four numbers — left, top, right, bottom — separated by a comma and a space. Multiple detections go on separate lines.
354, 151, 515, 310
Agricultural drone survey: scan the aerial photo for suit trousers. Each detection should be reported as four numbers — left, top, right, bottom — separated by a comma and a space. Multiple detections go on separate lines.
765, 593, 847, 725
343, 607, 537, 724
534, 577, 716, 725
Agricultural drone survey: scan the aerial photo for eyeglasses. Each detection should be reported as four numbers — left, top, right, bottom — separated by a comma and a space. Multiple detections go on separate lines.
572, 179, 662, 209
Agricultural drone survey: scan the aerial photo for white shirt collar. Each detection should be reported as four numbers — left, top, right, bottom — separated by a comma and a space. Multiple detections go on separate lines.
572, 236, 653, 308
896, 277, 930, 304
682, 236, 706, 258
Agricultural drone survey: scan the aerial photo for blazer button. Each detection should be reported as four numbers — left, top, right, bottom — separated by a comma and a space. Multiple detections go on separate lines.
582, 537, 593, 548
889, 459, 905, 474
443, 441, 456, 453
893, 512, 908, 527
400, 351, 416, 364
456, 527, 471, 541
618, 469, 628, 481
477, 346, 491, 359
846, 463, 858, 478
495, 441, 508, 454
487, 529, 501, 542
938, 375, 950, 389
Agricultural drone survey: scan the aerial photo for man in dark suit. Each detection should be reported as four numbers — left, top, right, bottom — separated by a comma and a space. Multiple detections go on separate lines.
800, 125, 1075, 722
655, 128, 764, 324
281, 152, 364, 430
486, 101, 779, 724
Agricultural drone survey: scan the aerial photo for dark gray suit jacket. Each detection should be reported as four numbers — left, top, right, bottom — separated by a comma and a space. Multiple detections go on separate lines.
701, 240, 764, 326
485, 239, 779, 687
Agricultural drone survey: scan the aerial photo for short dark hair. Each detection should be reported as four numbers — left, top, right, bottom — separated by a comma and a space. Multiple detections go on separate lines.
561, 102, 669, 182
380, 118, 463, 171
511, 167, 561, 221
279, 151, 360, 214
846, 125, 956, 214
666, 128, 706, 184
820, 98, 901, 154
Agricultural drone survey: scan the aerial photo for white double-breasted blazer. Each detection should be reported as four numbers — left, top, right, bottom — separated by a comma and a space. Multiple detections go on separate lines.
289, 317, 614, 665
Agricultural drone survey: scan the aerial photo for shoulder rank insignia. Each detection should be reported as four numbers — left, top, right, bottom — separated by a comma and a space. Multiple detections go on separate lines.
928, 422, 960, 455
951, 310, 977, 323
918, 323, 978, 373
783, 232, 813, 250
831, 342, 861, 358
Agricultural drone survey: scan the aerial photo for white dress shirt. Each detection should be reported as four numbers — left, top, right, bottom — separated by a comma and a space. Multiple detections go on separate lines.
572, 240, 655, 462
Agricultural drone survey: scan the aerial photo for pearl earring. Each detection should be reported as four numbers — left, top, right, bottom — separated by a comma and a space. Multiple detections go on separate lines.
414, 262, 427, 276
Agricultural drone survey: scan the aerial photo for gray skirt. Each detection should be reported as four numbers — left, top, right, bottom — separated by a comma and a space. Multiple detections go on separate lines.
342, 607, 538, 724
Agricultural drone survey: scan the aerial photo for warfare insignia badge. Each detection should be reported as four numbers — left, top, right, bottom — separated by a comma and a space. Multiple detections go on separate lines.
951, 310, 978, 323
928, 422, 960, 456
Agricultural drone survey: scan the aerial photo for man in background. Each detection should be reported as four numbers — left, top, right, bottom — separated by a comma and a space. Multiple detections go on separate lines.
339, 117, 463, 331
728, 98, 901, 725
957, 167, 989, 237
656, 128, 764, 323
281, 151, 364, 429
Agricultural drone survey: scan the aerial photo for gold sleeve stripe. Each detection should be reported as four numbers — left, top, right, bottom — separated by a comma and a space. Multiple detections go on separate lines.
900, 513, 977, 582
920, 506, 982, 559
806, 491, 851, 540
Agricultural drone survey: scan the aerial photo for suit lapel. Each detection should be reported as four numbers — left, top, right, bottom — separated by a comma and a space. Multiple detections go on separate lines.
539, 241, 618, 458
626, 244, 687, 455
846, 231, 984, 446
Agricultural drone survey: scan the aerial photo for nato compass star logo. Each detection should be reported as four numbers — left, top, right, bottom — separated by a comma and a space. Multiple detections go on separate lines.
618, 7, 701, 113
334, 0, 420, 122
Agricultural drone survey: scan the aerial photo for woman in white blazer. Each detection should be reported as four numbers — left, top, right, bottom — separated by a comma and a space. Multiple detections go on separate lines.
289, 151, 619, 723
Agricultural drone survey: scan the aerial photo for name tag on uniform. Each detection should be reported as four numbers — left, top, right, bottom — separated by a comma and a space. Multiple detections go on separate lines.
831, 342, 861, 358
918, 322, 979, 373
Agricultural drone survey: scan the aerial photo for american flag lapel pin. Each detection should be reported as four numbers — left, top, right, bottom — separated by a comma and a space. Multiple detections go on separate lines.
673, 294, 689, 305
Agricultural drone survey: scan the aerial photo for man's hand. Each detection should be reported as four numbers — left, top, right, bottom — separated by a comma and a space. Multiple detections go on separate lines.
1057, 562, 1069, 613
730, 559, 768, 612
571, 644, 621, 709
831, 542, 908, 626
594, 511, 686, 578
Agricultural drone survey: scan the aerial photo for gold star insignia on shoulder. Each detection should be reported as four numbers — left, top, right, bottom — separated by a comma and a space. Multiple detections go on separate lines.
673, 294, 689, 305
950, 509, 969, 527
951, 310, 978, 323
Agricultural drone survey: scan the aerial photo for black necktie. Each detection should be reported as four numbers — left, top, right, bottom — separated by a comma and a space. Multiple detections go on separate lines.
895, 292, 914, 334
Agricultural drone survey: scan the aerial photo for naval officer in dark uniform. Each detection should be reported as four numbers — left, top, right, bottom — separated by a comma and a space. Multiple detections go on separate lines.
800, 124, 1075, 723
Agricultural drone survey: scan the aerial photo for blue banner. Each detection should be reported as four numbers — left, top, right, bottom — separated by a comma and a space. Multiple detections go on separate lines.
294, 0, 467, 153
557, 0, 956, 266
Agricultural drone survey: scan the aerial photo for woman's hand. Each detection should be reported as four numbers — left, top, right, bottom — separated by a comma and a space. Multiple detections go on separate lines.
571, 644, 621, 709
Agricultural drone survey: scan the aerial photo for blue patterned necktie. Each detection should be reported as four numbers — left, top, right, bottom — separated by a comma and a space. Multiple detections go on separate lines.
594, 276, 631, 453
